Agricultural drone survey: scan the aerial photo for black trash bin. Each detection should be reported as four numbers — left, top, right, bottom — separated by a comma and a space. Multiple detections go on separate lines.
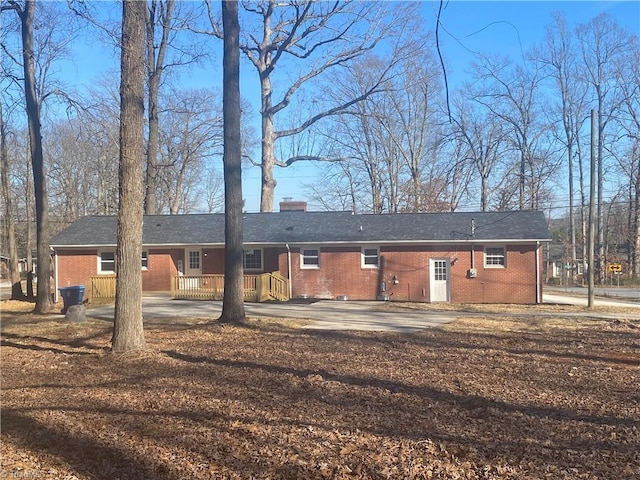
59, 285, 85, 314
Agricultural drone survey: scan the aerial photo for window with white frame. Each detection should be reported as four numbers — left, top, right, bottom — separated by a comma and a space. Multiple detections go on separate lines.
361, 246, 379, 268
99, 251, 115, 274
189, 250, 200, 270
484, 246, 506, 267
243, 249, 263, 270
100, 250, 149, 273
301, 247, 320, 269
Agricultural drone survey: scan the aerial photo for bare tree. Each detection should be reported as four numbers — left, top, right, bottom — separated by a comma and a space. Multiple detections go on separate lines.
144, 0, 175, 215
451, 96, 506, 211
200, 165, 224, 213
0, 98, 24, 299
80, 85, 121, 215
472, 54, 557, 210
576, 13, 632, 283
156, 88, 223, 214
2, 0, 53, 312
612, 38, 640, 279
204, 0, 407, 211
112, 0, 146, 353
378, 46, 443, 212
539, 12, 590, 281
218, 0, 245, 324
316, 39, 454, 214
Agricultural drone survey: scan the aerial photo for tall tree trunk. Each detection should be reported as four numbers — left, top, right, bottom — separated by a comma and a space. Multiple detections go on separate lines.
25, 150, 34, 297
145, 77, 159, 215
480, 174, 488, 212
18, 0, 52, 313
260, 74, 276, 213
568, 143, 577, 283
144, 0, 174, 215
519, 153, 526, 210
219, 0, 246, 324
0, 102, 24, 299
112, 0, 147, 352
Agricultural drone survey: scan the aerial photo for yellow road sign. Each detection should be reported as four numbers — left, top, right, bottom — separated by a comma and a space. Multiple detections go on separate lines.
608, 263, 622, 272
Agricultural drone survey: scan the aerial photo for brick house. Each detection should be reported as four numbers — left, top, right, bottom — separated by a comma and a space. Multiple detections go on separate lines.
50, 206, 550, 304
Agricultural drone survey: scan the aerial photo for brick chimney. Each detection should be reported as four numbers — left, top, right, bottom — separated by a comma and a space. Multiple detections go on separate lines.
279, 198, 307, 212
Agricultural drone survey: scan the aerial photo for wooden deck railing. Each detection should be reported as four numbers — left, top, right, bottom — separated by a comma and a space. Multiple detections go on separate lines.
88, 272, 289, 303
171, 272, 289, 302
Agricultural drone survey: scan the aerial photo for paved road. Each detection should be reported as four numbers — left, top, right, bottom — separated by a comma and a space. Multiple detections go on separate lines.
546, 285, 640, 302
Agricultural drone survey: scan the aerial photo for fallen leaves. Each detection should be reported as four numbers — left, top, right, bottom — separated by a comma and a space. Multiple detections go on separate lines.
1, 311, 639, 479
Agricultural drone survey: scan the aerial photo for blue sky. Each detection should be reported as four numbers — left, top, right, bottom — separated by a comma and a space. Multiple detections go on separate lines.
433, 0, 639, 85
260, 1, 640, 212
57, 1, 640, 212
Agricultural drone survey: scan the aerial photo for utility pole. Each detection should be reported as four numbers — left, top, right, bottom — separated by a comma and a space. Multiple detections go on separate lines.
587, 109, 596, 309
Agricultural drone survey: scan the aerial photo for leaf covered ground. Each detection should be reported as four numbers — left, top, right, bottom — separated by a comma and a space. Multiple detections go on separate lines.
1, 301, 639, 480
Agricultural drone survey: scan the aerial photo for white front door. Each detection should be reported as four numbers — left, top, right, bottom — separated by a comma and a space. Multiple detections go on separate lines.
429, 259, 450, 302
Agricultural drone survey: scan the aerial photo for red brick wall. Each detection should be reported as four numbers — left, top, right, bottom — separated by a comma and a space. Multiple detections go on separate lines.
56, 250, 98, 296
449, 244, 539, 304
278, 244, 541, 303
285, 246, 380, 300
56, 248, 183, 297
56, 243, 543, 304
141, 249, 182, 292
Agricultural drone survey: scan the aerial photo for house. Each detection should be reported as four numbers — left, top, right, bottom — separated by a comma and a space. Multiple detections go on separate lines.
50, 204, 551, 304
545, 243, 586, 285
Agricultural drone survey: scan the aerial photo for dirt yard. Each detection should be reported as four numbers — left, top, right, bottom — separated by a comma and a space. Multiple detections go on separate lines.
1, 300, 639, 480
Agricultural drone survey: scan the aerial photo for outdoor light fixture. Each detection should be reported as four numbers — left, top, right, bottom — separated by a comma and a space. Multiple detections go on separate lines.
392, 275, 399, 285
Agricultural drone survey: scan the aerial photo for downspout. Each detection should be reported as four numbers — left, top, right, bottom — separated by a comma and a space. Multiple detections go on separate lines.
286, 243, 292, 299
535, 241, 540, 304
53, 249, 59, 303
471, 244, 475, 269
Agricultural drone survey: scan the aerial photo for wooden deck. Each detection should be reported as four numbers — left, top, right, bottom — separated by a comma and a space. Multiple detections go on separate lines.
89, 272, 290, 302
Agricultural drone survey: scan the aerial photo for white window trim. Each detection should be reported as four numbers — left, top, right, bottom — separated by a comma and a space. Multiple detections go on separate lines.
188, 250, 201, 271
300, 247, 320, 269
484, 245, 506, 268
361, 246, 380, 269
243, 248, 264, 271
98, 250, 116, 274
99, 250, 149, 273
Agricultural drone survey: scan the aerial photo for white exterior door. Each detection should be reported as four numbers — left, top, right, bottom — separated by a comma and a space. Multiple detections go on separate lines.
185, 249, 202, 276
183, 249, 202, 289
429, 259, 450, 302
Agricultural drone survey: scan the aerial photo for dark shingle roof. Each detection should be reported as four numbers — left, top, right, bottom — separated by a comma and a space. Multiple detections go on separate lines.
50, 210, 550, 247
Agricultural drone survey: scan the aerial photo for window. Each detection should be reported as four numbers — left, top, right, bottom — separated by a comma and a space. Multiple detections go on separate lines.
433, 260, 448, 281
361, 247, 379, 268
301, 248, 320, 269
99, 251, 115, 274
189, 250, 200, 270
100, 250, 148, 273
485, 246, 506, 267
243, 249, 263, 270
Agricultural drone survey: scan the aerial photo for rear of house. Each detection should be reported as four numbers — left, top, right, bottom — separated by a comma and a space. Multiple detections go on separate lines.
51, 207, 550, 304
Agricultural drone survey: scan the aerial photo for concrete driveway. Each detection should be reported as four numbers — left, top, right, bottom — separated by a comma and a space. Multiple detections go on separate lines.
88, 297, 459, 333
85, 289, 640, 333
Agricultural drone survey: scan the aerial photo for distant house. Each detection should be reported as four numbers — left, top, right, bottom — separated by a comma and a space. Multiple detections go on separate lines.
50, 202, 551, 304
